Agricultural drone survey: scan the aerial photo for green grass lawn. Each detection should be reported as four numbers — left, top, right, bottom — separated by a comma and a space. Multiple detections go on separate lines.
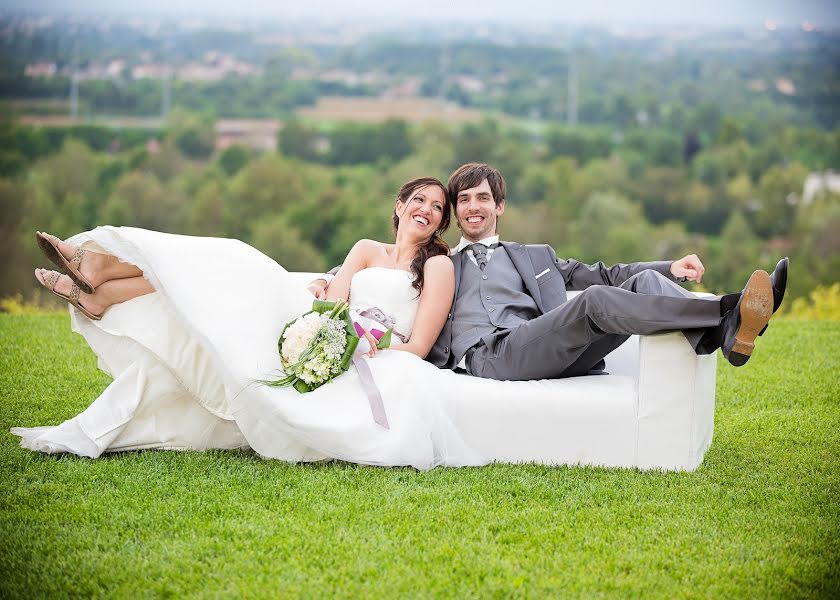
1, 315, 838, 598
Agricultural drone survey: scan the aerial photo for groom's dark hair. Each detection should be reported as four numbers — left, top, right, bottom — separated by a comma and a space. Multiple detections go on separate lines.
447, 163, 506, 207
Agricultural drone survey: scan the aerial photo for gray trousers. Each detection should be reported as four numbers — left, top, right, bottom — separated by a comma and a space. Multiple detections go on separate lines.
469, 270, 723, 381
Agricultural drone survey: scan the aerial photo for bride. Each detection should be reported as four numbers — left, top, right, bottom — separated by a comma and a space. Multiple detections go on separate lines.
12, 176, 486, 469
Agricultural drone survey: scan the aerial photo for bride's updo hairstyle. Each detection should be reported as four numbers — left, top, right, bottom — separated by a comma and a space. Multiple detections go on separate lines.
391, 176, 451, 294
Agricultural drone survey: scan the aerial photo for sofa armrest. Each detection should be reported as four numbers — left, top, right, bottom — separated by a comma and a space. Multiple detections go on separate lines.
634, 331, 717, 470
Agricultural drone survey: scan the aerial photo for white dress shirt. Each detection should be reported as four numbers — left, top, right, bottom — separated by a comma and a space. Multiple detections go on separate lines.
454, 235, 500, 265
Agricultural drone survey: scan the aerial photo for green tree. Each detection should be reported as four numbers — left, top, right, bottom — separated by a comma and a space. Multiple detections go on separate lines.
689, 141, 751, 189
573, 192, 653, 265
218, 145, 250, 176
628, 166, 689, 225
175, 127, 215, 160
376, 120, 413, 164
708, 210, 762, 293
26, 139, 101, 236
0, 178, 32, 296
169, 111, 216, 160
141, 142, 186, 182
690, 103, 723, 143
545, 126, 612, 165
718, 118, 743, 145
0, 150, 27, 177
325, 122, 413, 166
612, 94, 636, 129
100, 172, 185, 232
790, 196, 840, 300
187, 180, 229, 237
39, 139, 98, 206
450, 119, 501, 171
572, 158, 631, 207
229, 154, 306, 237
250, 215, 326, 273
265, 48, 319, 80
279, 118, 322, 162
751, 162, 809, 237
516, 157, 577, 220
623, 129, 682, 167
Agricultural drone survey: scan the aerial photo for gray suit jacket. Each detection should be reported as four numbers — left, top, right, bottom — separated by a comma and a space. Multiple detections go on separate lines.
425, 241, 675, 369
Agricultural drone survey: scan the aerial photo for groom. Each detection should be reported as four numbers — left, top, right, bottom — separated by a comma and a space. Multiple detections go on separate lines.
426, 162, 790, 380
315, 162, 788, 380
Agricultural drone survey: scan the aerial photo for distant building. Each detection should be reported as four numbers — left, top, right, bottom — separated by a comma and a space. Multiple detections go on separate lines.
106, 59, 125, 78
318, 69, 363, 86
215, 119, 281, 152
293, 68, 387, 88
132, 53, 258, 82
452, 75, 486, 94
132, 64, 170, 79
178, 62, 226, 82
24, 62, 57, 78
803, 171, 840, 204
748, 79, 767, 92
383, 77, 422, 98
146, 138, 161, 155
775, 78, 796, 96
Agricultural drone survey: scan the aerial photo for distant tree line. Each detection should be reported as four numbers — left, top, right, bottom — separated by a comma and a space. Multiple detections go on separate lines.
1, 115, 837, 308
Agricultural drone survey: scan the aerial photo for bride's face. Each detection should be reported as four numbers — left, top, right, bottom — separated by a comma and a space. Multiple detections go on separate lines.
395, 185, 446, 241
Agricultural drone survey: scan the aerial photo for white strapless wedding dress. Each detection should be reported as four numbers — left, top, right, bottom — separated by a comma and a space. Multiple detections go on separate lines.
11, 227, 486, 469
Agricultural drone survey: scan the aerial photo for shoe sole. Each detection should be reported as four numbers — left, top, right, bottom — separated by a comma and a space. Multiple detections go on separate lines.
35, 231, 95, 294
45, 285, 102, 321
731, 270, 773, 362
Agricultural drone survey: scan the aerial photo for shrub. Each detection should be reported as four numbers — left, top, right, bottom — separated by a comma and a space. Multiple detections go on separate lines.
785, 283, 840, 321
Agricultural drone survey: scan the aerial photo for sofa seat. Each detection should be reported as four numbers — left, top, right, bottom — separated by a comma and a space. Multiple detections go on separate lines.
292, 274, 718, 471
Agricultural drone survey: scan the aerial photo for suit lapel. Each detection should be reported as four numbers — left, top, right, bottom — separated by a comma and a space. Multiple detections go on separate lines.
501, 241, 543, 309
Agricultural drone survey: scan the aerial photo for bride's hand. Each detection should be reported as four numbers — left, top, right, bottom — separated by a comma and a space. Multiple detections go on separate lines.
362, 330, 378, 357
306, 279, 327, 300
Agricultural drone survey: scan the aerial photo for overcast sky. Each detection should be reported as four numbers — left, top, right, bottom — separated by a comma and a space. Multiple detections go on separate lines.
4, 0, 839, 27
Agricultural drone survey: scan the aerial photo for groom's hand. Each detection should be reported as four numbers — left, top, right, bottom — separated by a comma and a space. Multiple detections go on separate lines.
670, 254, 705, 283
306, 278, 328, 300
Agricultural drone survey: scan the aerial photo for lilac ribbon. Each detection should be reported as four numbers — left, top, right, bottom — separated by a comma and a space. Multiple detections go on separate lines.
352, 356, 390, 429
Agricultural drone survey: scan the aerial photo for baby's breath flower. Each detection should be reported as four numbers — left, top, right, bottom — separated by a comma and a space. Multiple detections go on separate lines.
276, 307, 350, 390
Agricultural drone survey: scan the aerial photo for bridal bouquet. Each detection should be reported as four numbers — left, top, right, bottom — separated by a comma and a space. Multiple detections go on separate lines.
262, 299, 391, 393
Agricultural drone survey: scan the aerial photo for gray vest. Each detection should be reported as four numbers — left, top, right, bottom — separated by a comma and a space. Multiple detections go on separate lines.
450, 246, 540, 362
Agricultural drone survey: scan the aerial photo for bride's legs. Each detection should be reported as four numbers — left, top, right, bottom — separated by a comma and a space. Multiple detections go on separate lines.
36, 269, 154, 317
92, 276, 155, 310
42, 233, 143, 287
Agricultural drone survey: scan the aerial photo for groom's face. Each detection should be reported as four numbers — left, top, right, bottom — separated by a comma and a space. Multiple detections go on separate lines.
455, 179, 505, 242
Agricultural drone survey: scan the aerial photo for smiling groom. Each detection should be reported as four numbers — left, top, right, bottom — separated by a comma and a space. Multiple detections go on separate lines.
423, 162, 787, 380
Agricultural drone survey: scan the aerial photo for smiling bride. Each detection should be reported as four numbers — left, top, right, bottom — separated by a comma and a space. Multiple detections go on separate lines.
13, 176, 486, 469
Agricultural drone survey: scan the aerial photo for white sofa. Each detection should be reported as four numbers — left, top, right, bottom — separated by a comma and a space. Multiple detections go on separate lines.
297, 274, 717, 471
441, 297, 717, 471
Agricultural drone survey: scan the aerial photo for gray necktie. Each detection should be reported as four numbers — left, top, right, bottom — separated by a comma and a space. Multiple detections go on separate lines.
468, 243, 497, 270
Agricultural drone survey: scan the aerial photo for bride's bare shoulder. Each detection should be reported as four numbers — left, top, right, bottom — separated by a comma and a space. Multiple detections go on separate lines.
424, 254, 454, 268
362, 240, 394, 259
423, 254, 455, 277
349, 239, 389, 257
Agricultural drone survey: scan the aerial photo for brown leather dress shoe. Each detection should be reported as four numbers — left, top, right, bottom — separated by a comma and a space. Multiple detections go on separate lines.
722, 270, 774, 366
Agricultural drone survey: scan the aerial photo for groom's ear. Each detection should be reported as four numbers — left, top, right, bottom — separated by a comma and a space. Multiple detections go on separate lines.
496, 198, 506, 216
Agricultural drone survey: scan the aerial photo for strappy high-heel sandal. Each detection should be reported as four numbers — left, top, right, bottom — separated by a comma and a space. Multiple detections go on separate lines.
39, 270, 102, 321
35, 231, 96, 294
